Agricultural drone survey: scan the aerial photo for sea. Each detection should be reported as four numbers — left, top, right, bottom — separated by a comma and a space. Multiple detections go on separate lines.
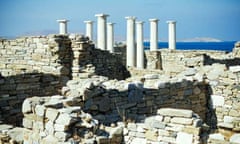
143, 41, 237, 52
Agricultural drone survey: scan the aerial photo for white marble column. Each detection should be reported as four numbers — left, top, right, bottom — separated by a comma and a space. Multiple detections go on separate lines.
57, 19, 69, 34
136, 21, 144, 69
95, 14, 109, 50
107, 23, 115, 53
167, 21, 177, 50
84, 21, 93, 40
125, 16, 136, 67
149, 19, 159, 51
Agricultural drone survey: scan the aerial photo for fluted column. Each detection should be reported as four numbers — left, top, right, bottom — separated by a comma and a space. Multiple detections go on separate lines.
107, 23, 115, 53
167, 21, 177, 50
125, 16, 136, 67
57, 19, 69, 34
136, 21, 144, 69
84, 21, 94, 40
149, 19, 159, 51
95, 14, 109, 50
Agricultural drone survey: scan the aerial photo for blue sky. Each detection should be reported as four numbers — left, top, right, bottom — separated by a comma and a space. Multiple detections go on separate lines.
0, 0, 240, 41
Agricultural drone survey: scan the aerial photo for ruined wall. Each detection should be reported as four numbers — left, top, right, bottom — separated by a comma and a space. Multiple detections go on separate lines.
0, 35, 129, 125
0, 35, 72, 125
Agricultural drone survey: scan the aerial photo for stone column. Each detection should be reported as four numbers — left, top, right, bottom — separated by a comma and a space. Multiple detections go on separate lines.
136, 21, 144, 69
167, 21, 177, 50
107, 23, 115, 53
149, 19, 159, 51
84, 21, 94, 40
125, 16, 136, 67
57, 19, 69, 34
95, 14, 109, 50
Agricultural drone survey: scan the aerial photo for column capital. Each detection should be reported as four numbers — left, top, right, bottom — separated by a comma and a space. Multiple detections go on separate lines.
57, 19, 69, 23
107, 22, 115, 25
125, 16, 137, 20
149, 18, 159, 22
167, 20, 177, 24
136, 21, 144, 24
84, 20, 94, 24
95, 13, 109, 17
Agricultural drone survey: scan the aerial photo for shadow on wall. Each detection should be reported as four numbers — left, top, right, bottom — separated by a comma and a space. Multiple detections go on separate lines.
203, 54, 240, 68
81, 79, 217, 131
0, 72, 68, 125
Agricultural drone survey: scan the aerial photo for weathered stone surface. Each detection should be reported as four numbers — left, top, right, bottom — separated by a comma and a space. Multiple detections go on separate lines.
22, 99, 32, 114
209, 133, 225, 141
145, 130, 158, 141
211, 95, 224, 107
171, 117, 193, 125
7, 127, 31, 143
0, 124, 13, 133
230, 134, 240, 144
55, 113, 75, 125
157, 108, 193, 118
41, 135, 58, 144
46, 108, 59, 122
176, 132, 193, 144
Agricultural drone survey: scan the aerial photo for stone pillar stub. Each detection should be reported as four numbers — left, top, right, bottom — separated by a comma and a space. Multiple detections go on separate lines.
95, 13, 109, 50
149, 18, 159, 51
57, 19, 69, 35
167, 20, 177, 50
84, 21, 94, 41
136, 21, 144, 69
107, 23, 115, 53
125, 16, 137, 67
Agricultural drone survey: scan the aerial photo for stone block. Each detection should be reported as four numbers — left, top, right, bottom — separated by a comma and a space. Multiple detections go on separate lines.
182, 126, 200, 135
211, 95, 224, 107
55, 131, 71, 142
230, 134, 240, 144
41, 135, 58, 144
171, 117, 193, 125
157, 108, 193, 118
22, 99, 32, 114
209, 133, 225, 141
22, 118, 33, 129
131, 137, 147, 144
35, 105, 45, 117
45, 121, 54, 135
145, 130, 158, 141
0, 124, 13, 134
54, 123, 69, 132
176, 132, 193, 144
55, 113, 76, 125
46, 108, 59, 122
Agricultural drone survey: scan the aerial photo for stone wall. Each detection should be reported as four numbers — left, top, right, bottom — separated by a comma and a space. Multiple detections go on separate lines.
0, 35, 129, 125
0, 35, 72, 125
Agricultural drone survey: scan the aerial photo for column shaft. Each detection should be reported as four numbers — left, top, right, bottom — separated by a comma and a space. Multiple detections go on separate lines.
95, 14, 109, 50
167, 21, 177, 50
84, 21, 93, 40
149, 19, 159, 51
136, 21, 144, 69
126, 16, 136, 67
107, 23, 115, 53
57, 19, 69, 34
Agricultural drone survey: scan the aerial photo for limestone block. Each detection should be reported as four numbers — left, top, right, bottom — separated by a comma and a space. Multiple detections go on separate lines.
171, 117, 193, 125
157, 108, 193, 118
41, 135, 58, 144
209, 133, 225, 141
211, 95, 224, 107
55, 131, 71, 142
176, 132, 193, 144
230, 134, 240, 144
55, 113, 76, 125
35, 105, 45, 117
218, 122, 234, 129
130, 137, 147, 144
224, 116, 235, 123
7, 127, 31, 143
54, 123, 68, 132
229, 66, 240, 73
0, 124, 13, 134
22, 99, 32, 114
22, 118, 33, 129
182, 126, 200, 135
46, 108, 59, 122
145, 130, 158, 141
45, 121, 54, 135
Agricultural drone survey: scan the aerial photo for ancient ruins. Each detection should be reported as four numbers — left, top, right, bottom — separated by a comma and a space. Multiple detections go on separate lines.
0, 14, 240, 144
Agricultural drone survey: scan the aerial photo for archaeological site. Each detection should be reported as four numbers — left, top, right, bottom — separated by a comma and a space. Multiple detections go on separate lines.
0, 14, 240, 144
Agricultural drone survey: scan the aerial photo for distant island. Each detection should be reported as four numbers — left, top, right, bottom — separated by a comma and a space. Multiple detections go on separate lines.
181, 37, 222, 42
